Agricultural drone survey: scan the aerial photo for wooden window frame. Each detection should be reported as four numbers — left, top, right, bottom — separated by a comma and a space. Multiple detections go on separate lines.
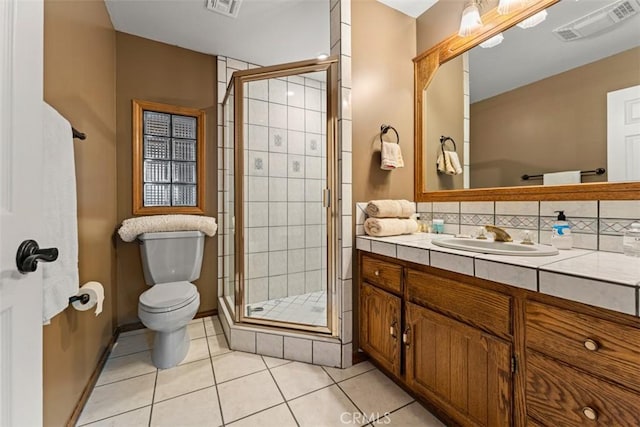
132, 99, 206, 215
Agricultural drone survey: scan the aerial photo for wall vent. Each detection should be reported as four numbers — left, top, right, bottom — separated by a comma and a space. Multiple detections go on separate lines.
552, 0, 640, 41
206, 0, 242, 18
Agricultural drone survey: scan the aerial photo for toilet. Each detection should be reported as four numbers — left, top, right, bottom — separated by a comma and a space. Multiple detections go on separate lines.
137, 230, 204, 369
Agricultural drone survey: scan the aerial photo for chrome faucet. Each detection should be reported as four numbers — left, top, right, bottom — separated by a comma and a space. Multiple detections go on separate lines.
484, 225, 513, 242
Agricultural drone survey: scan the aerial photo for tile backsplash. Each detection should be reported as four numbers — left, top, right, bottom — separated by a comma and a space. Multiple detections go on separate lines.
357, 200, 640, 253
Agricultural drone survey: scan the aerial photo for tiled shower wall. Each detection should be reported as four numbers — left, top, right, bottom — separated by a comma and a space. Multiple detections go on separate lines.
215, 0, 354, 368
357, 200, 639, 252
243, 75, 328, 304
217, 60, 328, 305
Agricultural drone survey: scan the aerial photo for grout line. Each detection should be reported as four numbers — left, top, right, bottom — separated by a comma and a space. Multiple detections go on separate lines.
76, 404, 153, 427
262, 355, 301, 427
206, 331, 227, 426
147, 369, 159, 426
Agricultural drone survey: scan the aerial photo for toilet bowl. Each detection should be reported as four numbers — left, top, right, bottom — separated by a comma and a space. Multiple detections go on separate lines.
136, 231, 205, 369
138, 281, 200, 369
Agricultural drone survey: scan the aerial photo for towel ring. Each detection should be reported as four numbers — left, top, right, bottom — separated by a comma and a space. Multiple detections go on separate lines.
436, 136, 458, 170
380, 124, 399, 145
440, 135, 457, 152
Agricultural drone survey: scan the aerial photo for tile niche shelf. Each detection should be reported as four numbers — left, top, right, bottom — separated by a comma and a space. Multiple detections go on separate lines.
132, 99, 206, 214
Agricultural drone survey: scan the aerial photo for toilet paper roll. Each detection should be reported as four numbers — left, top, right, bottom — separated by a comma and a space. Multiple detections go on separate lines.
71, 281, 104, 316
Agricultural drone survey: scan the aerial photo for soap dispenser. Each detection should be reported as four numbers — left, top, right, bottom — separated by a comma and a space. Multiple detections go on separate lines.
551, 210, 573, 250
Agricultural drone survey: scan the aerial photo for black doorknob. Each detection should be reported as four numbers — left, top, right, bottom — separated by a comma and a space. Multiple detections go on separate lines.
16, 240, 59, 274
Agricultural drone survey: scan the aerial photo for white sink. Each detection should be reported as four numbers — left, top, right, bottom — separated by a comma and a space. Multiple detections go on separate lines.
431, 238, 559, 256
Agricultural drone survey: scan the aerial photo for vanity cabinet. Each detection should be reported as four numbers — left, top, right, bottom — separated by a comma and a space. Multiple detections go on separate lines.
357, 251, 640, 427
359, 253, 515, 426
525, 301, 640, 426
360, 282, 402, 376
405, 302, 512, 426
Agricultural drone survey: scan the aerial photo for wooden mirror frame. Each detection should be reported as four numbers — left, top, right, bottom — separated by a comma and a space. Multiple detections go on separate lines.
414, 0, 640, 201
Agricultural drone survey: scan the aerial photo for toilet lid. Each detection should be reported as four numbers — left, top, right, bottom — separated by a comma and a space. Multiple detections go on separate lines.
139, 281, 198, 313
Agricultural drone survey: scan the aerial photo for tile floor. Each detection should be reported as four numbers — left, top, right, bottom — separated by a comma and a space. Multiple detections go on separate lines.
77, 316, 445, 427
248, 290, 327, 326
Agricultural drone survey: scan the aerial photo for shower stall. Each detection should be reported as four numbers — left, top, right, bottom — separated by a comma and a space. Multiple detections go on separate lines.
221, 57, 339, 335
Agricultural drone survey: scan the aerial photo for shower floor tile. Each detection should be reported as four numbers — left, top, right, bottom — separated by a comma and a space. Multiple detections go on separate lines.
77, 316, 446, 427
248, 290, 328, 326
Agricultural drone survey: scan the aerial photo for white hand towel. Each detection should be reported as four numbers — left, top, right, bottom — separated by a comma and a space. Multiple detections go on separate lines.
380, 142, 404, 170
448, 151, 463, 175
366, 200, 416, 219
364, 218, 418, 237
42, 103, 79, 324
118, 214, 218, 242
543, 171, 581, 185
437, 151, 462, 175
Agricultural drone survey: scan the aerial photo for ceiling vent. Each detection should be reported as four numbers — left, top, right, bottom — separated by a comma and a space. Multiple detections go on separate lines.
552, 0, 640, 41
206, 0, 242, 18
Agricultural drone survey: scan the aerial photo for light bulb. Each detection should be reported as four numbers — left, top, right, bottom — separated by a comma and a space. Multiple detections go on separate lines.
516, 10, 548, 28
497, 0, 526, 15
479, 33, 504, 48
458, 2, 483, 37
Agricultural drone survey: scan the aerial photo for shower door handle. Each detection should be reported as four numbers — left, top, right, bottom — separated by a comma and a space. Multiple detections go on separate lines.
322, 189, 331, 208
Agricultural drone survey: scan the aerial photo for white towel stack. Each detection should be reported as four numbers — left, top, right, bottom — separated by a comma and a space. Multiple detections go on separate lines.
380, 141, 404, 170
364, 200, 418, 237
437, 150, 463, 175
42, 103, 79, 324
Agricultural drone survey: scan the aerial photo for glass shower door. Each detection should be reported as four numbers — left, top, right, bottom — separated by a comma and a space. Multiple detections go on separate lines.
231, 58, 337, 334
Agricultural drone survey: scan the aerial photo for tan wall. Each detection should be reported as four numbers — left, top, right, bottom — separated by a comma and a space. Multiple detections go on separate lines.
351, 0, 416, 351
416, 0, 467, 54
424, 55, 464, 191
42, 0, 117, 425
115, 32, 217, 325
470, 47, 640, 188
352, 0, 416, 204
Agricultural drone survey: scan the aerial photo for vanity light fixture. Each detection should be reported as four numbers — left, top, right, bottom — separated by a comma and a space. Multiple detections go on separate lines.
517, 9, 548, 28
497, 0, 527, 15
479, 32, 505, 48
458, 0, 483, 37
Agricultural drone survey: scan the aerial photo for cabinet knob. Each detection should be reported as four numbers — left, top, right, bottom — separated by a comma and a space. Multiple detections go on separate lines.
583, 338, 599, 352
390, 319, 398, 339
582, 406, 598, 421
374, 270, 380, 276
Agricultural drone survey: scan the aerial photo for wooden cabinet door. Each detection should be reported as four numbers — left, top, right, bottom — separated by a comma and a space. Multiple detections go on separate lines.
405, 302, 513, 427
360, 282, 402, 376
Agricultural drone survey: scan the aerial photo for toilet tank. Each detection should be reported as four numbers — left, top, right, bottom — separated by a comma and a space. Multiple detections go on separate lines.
138, 230, 205, 286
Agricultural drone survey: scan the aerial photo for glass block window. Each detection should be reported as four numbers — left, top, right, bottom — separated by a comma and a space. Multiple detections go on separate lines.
133, 100, 205, 214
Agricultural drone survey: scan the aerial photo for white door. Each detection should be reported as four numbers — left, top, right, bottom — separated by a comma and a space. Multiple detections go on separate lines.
0, 0, 45, 425
607, 85, 640, 182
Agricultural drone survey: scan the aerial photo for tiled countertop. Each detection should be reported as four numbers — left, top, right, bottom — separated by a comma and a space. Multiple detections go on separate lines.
356, 233, 640, 317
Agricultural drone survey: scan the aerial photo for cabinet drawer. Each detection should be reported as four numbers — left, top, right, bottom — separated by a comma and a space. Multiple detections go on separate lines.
526, 350, 640, 426
526, 301, 640, 392
406, 269, 511, 337
362, 255, 402, 294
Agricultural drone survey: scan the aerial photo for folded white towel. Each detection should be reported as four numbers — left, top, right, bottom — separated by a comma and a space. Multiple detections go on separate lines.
437, 150, 463, 175
366, 200, 415, 219
364, 218, 418, 237
42, 103, 79, 324
380, 141, 404, 170
118, 215, 218, 242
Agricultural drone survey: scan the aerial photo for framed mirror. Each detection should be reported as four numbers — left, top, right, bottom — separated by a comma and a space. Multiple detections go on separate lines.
414, 0, 640, 201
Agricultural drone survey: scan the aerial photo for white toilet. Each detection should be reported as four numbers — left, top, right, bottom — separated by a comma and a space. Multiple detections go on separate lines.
137, 230, 204, 369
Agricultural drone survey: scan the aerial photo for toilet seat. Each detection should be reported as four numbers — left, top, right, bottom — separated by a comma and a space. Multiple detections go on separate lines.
139, 281, 198, 313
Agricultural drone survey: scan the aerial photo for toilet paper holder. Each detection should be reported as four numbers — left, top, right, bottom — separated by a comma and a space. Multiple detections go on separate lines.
69, 293, 91, 305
